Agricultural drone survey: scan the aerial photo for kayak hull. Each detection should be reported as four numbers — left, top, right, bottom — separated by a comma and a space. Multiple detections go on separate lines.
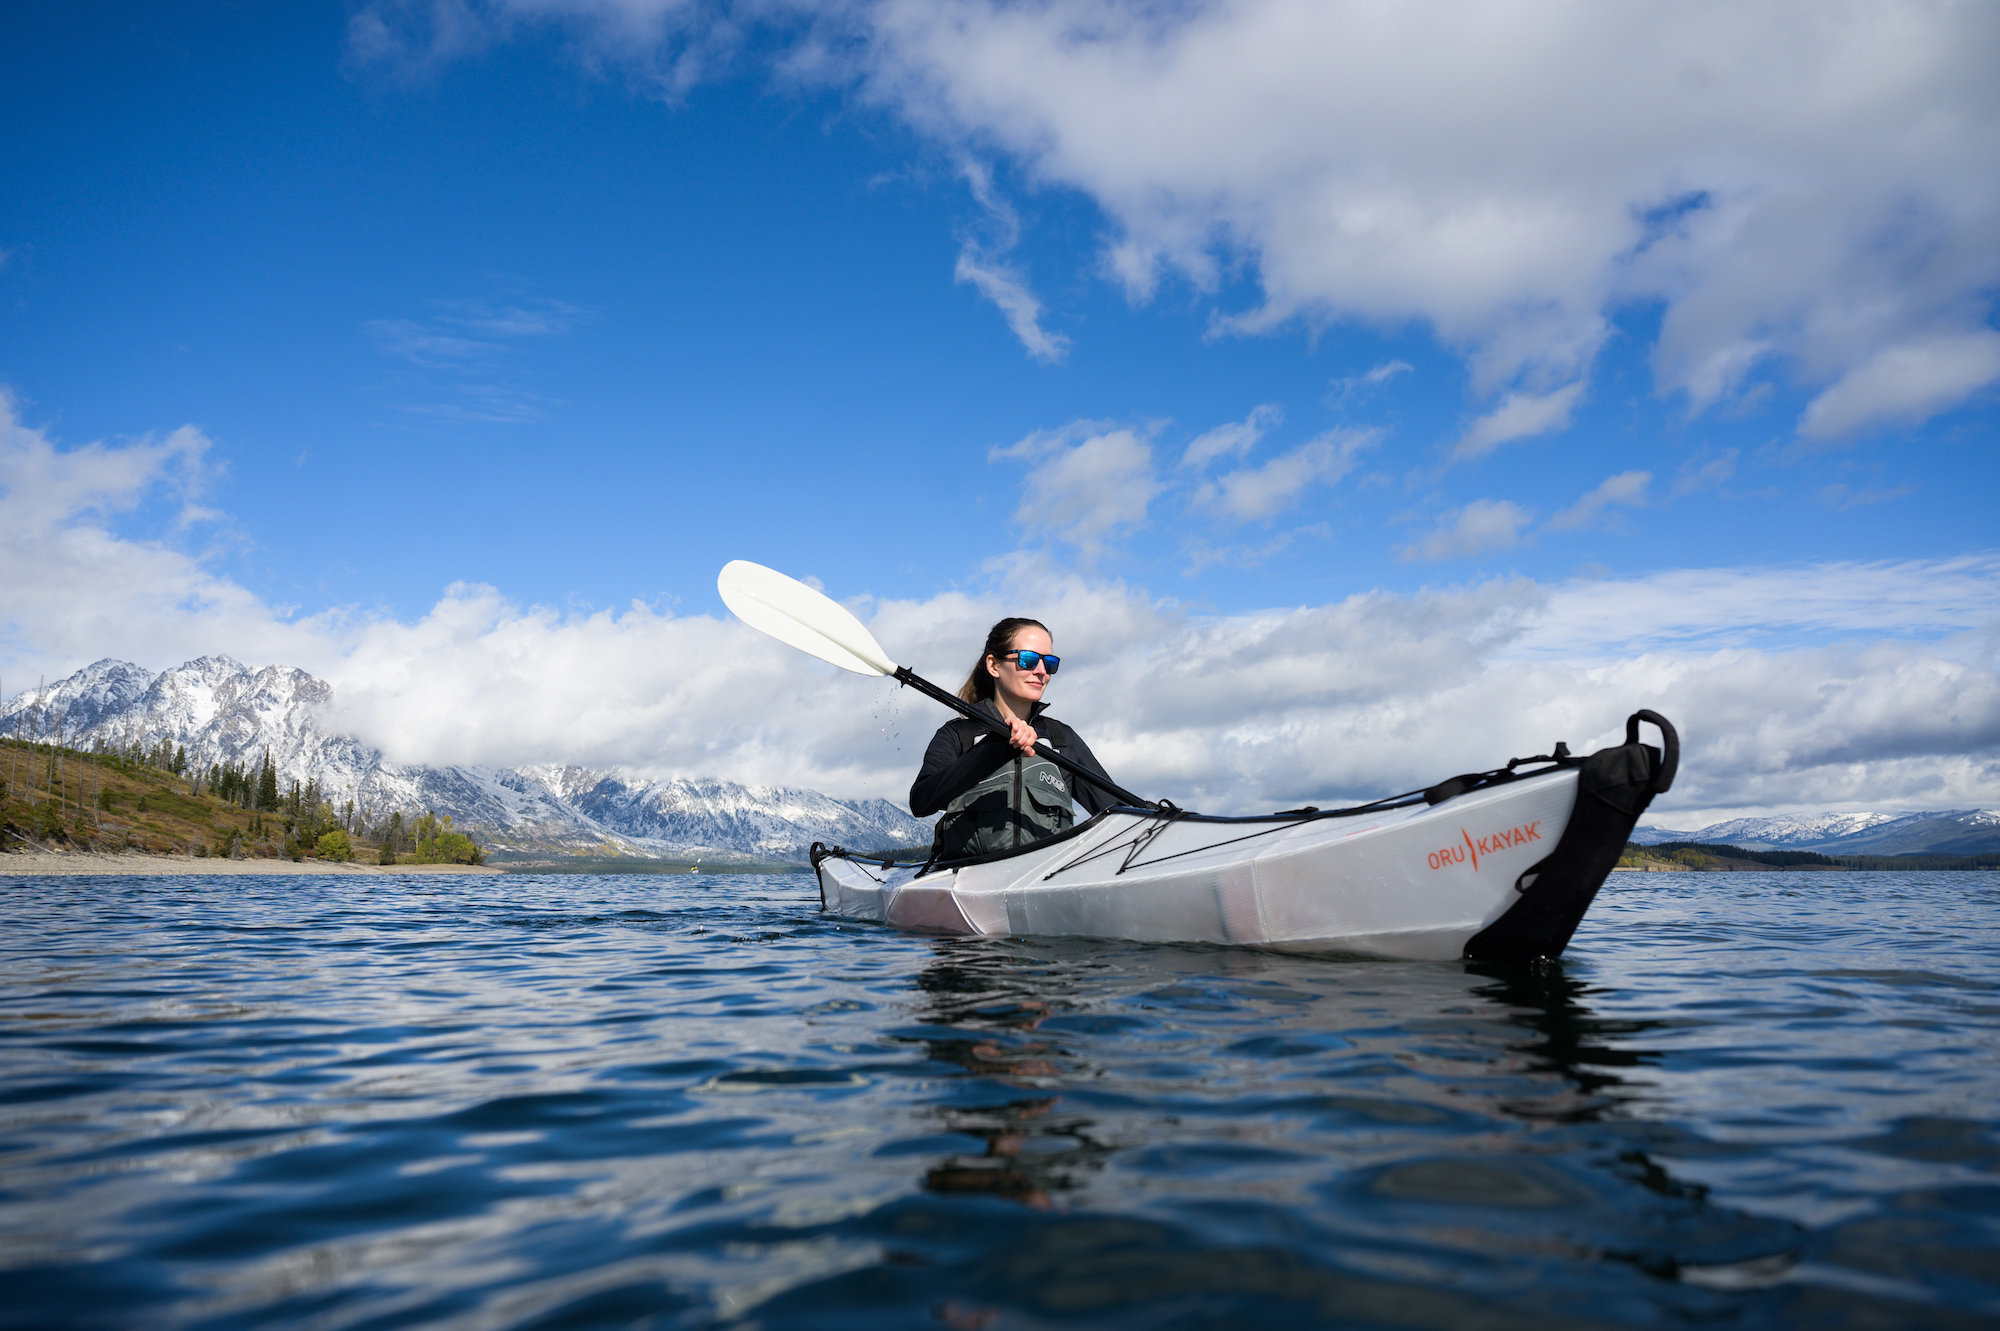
818, 768, 1572, 960
813, 713, 1677, 962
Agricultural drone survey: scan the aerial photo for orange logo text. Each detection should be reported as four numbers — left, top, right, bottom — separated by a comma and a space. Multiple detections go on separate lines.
1426, 820, 1542, 872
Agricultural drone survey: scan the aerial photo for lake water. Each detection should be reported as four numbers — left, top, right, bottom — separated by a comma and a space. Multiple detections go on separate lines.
2, 870, 1996, 1329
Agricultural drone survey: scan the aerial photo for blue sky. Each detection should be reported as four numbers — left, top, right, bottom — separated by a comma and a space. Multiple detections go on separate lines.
3, 1, 1997, 819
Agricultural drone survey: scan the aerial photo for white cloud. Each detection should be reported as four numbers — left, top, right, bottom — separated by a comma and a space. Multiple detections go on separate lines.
1400, 499, 1534, 563
351, 2, 2000, 429
845, 0, 2000, 424
1328, 360, 1413, 404
1520, 553, 2000, 657
1452, 382, 1586, 461
0, 398, 334, 686
256, 559, 2000, 817
992, 420, 1159, 553
1181, 402, 1280, 469
1548, 470, 1651, 532
951, 157, 1069, 361
9, 399, 2000, 821
1798, 331, 2000, 439
953, 249, 1068, 362
1193, 427, 1375, 522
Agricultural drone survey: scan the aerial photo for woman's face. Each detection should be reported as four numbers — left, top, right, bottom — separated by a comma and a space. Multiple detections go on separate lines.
987, 625, 1055, 712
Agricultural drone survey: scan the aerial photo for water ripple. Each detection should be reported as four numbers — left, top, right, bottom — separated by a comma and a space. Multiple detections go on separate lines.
2, 870, 1996, 1328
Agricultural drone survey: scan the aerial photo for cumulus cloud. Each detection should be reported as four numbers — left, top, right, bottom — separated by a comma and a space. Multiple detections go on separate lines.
1181, 403, 1280, 469
0, 398, 337, 685
357, 0, 2000, 435
1400, 499, 1534, 563
1193, 427, 1375, 522
1452, 382, 1587, 461
9, 400, 2000, 820
1004, 408, 1371, 545
848, 0, 2000, 430
1548, 470, 1651, 532
992, 420, 1159, 553
257, 559, 2000, 818
1798, 331, 2000, 439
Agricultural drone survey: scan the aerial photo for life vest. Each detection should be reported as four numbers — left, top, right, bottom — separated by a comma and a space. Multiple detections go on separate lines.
933, 723, 1076, 859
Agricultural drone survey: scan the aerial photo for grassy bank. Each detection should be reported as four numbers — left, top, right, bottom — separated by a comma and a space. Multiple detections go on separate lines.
0, 737, 466, 865
1625, 838, 2000, 871
3, 737, 281, 859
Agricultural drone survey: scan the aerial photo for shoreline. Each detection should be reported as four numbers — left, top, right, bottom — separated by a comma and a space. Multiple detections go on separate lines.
0, 849, 500, 876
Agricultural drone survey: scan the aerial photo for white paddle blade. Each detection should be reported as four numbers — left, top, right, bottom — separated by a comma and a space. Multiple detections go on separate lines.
718, 560, 898, 677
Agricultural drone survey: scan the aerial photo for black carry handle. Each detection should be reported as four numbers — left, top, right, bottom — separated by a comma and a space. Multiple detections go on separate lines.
892, 665, 1158, 809
1624, 709, 1679, 794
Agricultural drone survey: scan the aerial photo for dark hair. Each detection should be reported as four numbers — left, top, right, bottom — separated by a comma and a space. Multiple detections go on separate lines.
957, 617, 1050, 702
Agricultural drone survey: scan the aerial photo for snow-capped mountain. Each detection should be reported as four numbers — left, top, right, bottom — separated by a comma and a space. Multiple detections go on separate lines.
1632, 809, 2000, 855
1631, 811, 1909, 847
2, 658, 934, 863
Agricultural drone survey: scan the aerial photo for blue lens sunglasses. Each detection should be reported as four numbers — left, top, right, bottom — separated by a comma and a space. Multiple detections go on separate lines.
1003, 649, 1060, 674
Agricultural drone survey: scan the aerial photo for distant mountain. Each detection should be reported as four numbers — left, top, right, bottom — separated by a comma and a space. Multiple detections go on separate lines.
1632, 809, 2000, 856
2, 658, 934, 863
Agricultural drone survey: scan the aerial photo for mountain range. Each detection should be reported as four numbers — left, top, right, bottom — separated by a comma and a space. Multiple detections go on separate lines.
1, 657, 934, 864
13, 656, 1993, 861
1630, 809, 2000, 856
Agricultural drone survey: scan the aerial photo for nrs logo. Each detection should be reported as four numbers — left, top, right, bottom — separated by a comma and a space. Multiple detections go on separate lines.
1037, 770, 1067, 794
1426, 821, 1542, 871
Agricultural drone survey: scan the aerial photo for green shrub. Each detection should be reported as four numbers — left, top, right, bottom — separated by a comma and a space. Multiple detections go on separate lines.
316, 829, 353, 862
409, 811, 484, 864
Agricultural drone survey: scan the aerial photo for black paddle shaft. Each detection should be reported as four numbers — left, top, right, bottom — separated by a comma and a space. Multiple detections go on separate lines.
891, 666, 1156, 809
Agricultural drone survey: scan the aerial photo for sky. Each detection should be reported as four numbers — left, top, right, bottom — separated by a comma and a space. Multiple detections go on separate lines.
2, 0, 1997, 824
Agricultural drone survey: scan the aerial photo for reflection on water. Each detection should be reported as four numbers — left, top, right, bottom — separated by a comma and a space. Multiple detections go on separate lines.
1, 871, 1997, 1328
909, 947, 1112, 1207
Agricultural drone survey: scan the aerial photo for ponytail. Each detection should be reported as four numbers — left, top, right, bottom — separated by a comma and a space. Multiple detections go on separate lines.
957, 617, 1050, 702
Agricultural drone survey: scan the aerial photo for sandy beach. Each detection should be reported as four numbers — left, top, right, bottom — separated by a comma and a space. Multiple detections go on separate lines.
0, 849, 501, 876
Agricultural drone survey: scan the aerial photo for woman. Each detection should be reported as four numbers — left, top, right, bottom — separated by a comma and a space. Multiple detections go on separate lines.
909, 617, 1121, 860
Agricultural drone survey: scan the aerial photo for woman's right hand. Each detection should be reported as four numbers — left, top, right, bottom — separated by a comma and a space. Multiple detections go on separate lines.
1006, 716, 1038, 756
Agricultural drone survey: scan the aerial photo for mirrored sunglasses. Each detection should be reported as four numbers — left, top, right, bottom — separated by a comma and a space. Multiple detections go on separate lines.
1005, 649, 1060, 674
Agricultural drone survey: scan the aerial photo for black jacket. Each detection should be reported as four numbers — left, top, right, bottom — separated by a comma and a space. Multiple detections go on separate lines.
908, 698, 1120, 820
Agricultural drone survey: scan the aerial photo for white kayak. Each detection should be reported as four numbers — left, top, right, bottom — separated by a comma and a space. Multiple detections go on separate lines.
812, 710, 1678, 963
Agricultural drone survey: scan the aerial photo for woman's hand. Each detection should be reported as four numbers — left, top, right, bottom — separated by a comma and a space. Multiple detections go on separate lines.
1006, 716, 1038, 756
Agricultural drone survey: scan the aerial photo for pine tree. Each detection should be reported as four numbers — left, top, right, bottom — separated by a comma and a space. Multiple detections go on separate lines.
256, 751, 278, 811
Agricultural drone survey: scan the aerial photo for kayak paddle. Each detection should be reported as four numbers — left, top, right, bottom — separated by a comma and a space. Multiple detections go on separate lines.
717, 560, 1155, 809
